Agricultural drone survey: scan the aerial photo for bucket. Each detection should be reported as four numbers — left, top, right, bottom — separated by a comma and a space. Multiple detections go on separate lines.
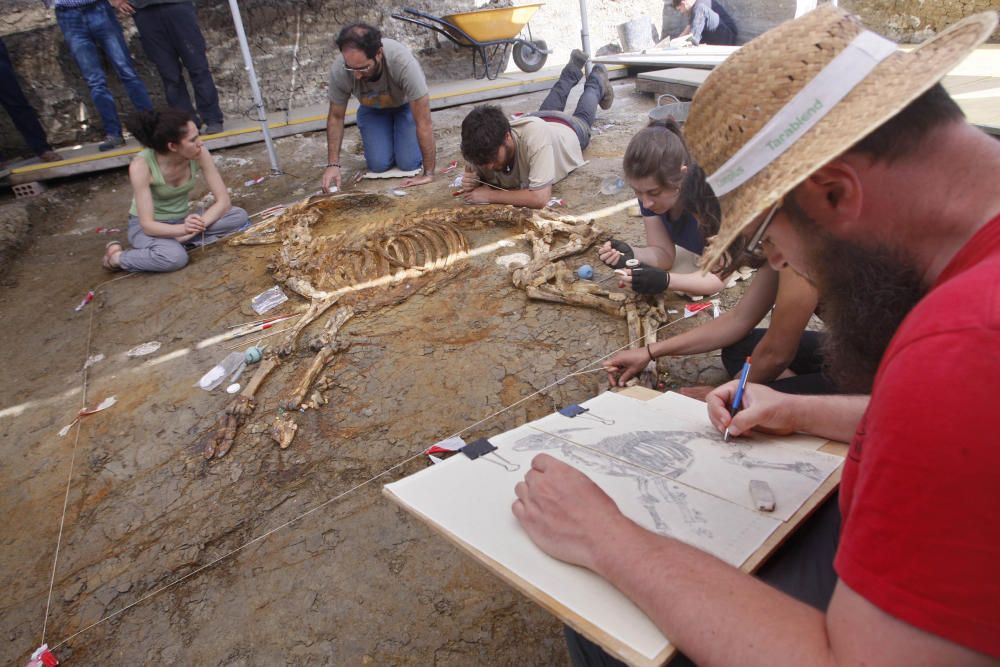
648, 93, 691, 124
617, 16, 657, 52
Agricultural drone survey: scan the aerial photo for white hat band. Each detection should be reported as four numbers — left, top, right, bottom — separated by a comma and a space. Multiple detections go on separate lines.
707, 30, 898, 197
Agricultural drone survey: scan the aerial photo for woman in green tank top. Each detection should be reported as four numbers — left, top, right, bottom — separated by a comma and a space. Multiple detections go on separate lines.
102, 108, 248, 272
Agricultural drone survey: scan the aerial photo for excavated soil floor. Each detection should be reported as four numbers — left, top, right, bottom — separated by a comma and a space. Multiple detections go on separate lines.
0, 80, 741, 665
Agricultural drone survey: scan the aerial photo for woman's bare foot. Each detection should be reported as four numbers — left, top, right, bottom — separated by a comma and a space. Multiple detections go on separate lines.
101, 241, 123, 271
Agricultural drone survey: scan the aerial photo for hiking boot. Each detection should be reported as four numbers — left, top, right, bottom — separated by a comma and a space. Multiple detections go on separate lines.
98, 134, 125, 152
591, 64, 614, 110
569, 48, 589, 71
204, 122, 224, 135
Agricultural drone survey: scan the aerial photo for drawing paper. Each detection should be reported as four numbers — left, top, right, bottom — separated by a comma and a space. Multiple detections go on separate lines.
528, 392, 841, 521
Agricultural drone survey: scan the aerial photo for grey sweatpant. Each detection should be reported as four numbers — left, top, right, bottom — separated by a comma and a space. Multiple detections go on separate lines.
118, 206, 249, 273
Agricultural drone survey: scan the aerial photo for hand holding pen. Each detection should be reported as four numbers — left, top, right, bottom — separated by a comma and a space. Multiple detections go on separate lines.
706, 368, 801, 440
725, 357, 751, 442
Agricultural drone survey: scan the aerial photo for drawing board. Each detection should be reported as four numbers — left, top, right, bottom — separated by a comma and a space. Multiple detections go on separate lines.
384, 389, 846, 666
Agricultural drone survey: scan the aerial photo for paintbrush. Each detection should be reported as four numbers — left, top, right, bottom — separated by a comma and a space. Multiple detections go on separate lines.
452, 177, 512, 196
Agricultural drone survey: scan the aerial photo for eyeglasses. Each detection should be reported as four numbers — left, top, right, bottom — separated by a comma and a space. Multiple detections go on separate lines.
343, 60, 375, 73
715, 200, 781, 276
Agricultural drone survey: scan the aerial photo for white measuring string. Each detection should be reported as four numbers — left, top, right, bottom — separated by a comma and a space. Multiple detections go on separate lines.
48, 307, 704, 651
41, 272, 135, 645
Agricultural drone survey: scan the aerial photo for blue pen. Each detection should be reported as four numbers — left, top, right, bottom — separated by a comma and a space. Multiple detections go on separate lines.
724, 356, 752, 442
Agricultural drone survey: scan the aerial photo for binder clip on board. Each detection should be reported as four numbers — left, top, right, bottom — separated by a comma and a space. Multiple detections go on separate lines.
558, 404, 615, 425
461, 438, 520, 472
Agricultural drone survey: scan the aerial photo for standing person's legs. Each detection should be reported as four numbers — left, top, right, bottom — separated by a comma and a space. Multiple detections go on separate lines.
57, 6, 122, 138
538, 62, 583, 113
356, 105, 395, 173
0, 38, 53, 156
118, 216, 189, 272
90, 1, 153, 112
165, 2, 223, 127
391, 104, 422, 172
132, 4, 196, 119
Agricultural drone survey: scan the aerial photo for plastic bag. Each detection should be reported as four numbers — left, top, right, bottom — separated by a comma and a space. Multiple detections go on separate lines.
251, 286, 288, 315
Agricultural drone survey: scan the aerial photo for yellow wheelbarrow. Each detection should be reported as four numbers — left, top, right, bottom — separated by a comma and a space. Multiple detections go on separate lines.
392, 4, 549, 80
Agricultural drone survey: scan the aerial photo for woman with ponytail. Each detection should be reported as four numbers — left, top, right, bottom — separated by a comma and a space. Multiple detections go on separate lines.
599, 117, 725, 296
602, 117, 838, 397
101, 108, 248, 272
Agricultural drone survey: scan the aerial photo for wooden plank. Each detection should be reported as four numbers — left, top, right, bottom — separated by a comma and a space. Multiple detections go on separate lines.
3, 65, 628, 186
386, 385, 846, 666
593, 45, 738, 69
635, 78, 696, 98
635, 67, 710, 99
637, 67, 711, 86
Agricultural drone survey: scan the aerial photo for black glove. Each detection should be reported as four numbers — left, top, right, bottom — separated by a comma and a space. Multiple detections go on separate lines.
630, 266, 671, 294
608, 239, 634, 269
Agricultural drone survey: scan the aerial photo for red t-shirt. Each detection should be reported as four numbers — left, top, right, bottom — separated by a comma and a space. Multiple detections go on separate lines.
836, 212, 1000, 658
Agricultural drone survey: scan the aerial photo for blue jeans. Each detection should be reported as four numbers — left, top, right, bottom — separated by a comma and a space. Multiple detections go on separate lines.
56, 0, 152, 137
355, 103, 422, 173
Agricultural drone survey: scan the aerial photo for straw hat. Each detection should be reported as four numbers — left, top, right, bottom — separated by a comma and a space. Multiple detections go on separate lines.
686, 5, 998, 271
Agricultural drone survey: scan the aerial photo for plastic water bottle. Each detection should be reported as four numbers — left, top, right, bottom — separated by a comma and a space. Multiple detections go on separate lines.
599, 175, 625, 196
198, 352, 247, 391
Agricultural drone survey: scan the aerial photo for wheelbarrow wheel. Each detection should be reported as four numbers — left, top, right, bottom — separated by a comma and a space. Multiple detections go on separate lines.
513, 39, 548, 73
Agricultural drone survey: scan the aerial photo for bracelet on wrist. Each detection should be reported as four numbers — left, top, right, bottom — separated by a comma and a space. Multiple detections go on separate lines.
326, 162, 340, 169
646, 343, 655, 362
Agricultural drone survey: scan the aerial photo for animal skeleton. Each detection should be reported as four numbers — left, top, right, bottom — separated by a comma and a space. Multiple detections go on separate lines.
205, 193, 674, 459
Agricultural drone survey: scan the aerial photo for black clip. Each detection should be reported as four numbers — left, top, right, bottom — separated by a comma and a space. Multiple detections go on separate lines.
462, 438, 520, 472
558, 404, 615, 425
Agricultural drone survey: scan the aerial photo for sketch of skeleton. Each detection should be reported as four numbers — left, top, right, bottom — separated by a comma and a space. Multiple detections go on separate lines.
678, 424, 825, 481
723, 451, 824, 481
511, 429, 711, 537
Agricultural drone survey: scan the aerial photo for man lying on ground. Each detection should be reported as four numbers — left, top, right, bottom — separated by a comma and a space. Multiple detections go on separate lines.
458, 50, 613, 209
